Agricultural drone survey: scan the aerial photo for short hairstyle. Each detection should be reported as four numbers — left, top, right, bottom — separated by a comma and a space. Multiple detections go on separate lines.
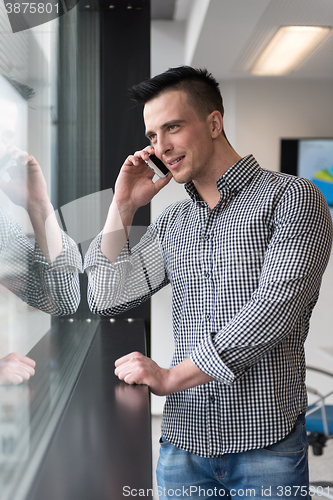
129, 66, 224, 121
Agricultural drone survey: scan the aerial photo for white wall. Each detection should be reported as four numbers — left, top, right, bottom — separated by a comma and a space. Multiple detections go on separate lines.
150, 22, 333, 414
232, 78, 333, 171
230, 78, 333, 397
151, 21, 186, 77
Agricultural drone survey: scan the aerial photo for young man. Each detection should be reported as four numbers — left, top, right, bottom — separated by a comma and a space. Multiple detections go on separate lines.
85, 67, 332, 498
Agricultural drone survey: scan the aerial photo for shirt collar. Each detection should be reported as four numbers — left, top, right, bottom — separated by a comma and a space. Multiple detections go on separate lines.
184, 154, 260, 204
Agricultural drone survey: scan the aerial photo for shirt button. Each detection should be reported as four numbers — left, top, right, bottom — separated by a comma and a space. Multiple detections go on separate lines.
204, 272, 209, 278
206, 314, 211, 320
209, 395, 215, 403
203, 235, 210, 241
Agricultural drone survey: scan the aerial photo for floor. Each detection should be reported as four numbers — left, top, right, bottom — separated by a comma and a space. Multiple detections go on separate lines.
151, 415, 333, 499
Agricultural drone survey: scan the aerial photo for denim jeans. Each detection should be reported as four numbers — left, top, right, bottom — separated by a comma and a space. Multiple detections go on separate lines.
156, 414, 309, 499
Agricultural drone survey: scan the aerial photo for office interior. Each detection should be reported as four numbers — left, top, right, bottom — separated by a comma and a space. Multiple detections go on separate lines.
0, 0, 332, 498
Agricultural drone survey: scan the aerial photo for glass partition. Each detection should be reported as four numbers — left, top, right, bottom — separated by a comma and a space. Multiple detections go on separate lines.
0, 6, 59, 356
0, 2, 99, 497
0, 0, 151, 496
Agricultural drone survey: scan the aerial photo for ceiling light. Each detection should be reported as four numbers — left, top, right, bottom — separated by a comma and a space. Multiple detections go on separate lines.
251, 26, 331, 76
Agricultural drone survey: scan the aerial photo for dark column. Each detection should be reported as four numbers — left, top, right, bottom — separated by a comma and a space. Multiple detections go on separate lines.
56, 0, 151, 344
100, 0, 151, 337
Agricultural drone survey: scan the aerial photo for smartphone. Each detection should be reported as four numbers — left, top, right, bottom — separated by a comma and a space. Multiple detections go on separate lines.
145, 154, 169, 179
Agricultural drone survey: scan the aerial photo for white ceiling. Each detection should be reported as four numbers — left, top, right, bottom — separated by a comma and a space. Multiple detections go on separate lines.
162, 0, 333, 80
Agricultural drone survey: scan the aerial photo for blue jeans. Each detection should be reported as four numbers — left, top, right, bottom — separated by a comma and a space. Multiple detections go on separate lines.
156, 414, 309, 499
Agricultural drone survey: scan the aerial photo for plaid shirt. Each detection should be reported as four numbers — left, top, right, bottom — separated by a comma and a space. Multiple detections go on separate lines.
0, 207, 82, 315
85, 155, 332, 457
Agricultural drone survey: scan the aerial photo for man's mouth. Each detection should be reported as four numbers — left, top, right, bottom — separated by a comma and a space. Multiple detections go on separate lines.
167, 156, 185, 169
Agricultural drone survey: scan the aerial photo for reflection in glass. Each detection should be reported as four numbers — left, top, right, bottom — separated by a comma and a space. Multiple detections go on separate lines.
0, 74, 82, 363
0, 321, 97, 499
0, 1, 100, 497
0, 385, 29, 465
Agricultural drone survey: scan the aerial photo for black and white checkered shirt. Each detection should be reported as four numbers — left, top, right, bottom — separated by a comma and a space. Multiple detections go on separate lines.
0, 206, 82, 315
85, 155, 333, 457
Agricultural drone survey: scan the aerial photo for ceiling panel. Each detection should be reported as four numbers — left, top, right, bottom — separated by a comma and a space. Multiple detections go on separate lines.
190, 0, 333, 80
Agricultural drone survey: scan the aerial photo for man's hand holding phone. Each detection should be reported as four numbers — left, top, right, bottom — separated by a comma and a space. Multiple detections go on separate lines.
144, 153, 170, 179
101, 146, 172, 264
114, 146, 172, 218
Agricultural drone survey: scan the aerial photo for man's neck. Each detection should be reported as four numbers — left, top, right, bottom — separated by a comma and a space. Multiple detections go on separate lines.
193, 146, 242, 211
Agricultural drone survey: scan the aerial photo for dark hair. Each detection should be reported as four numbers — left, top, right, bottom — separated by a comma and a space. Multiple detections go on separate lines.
129, 66, 224, 121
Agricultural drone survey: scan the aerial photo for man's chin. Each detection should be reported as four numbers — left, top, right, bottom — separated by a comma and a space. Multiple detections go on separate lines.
171, 170, 191, 185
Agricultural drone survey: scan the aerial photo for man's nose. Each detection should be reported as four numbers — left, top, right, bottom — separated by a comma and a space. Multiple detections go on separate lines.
155, 136, 173, 159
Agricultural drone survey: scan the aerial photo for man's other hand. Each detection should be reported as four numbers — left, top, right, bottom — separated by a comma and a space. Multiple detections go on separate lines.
114, 352, 213, 396
115, 351, 170, 396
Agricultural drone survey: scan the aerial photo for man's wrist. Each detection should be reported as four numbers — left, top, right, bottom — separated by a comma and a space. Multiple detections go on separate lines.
160, 367, 175, 395
113, 199, 137, 226
27, 199, 53, 219
165, 359, 214, 394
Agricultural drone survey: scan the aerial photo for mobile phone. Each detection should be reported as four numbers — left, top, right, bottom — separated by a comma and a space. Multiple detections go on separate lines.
145, 154, 169, 179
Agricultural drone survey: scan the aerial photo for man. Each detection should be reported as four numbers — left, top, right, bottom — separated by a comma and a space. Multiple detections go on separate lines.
85, 67, 332, 498
0, 79, 82, 384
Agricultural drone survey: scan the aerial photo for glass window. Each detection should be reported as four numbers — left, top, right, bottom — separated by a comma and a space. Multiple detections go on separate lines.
0, 4, 98, 497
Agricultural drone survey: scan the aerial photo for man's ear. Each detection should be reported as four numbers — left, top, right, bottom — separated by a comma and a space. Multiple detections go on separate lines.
208, 111, 223, 138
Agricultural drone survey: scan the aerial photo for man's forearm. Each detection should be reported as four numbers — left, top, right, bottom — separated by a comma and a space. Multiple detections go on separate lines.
28, 200, 63, 263
101, 199, 136, 264
99, 145, 171, 264
166, 358, 214, 394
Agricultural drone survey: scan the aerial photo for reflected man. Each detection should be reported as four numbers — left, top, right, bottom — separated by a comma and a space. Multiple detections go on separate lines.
0, 77, 82, 385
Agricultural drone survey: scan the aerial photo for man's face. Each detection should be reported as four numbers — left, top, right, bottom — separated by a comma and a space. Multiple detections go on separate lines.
143, 90, 214, 185
0, 98, 18, 160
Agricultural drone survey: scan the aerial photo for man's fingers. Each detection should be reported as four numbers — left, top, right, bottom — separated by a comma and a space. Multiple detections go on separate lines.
21, 365, 35, 379
0, 353, 36, 385
115, 363, 136, 383
154, 172, 172, 191
125, 155, 141, 167
5, 147, 37, 167
115, 351, 142, 367
0, 365, 35, 385
134, 146, 154, 158
114, 352, 147, 384
10, 150, 29, 164
12, 353, 36, 368
116, 365, 145, 386
126, 146, 155, 166
8, 374, 24, 385
8, 360, 35, 378
4, 352, 36, 367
